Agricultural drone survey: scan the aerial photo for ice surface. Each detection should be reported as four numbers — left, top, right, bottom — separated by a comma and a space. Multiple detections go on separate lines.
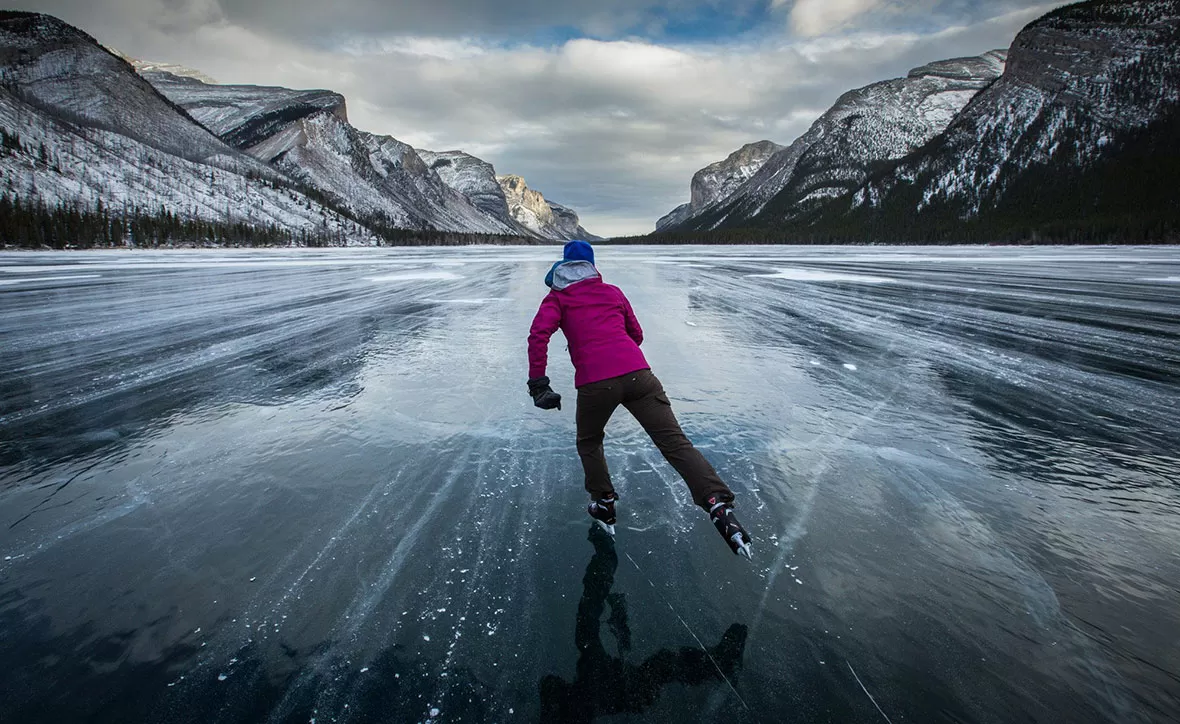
0, 245, 1178, 723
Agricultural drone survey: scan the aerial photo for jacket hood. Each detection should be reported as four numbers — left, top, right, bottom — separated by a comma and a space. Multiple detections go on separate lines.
545, 260, 600, 291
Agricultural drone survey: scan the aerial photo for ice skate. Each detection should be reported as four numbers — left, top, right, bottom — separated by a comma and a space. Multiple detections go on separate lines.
587, 492, 618, 536
707, 495, 752, 559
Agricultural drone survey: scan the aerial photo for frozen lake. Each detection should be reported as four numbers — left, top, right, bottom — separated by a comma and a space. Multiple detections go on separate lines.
1, 245, 1178, 723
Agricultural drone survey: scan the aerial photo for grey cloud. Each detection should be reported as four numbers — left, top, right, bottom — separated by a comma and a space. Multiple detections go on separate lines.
18, 0, 769, 43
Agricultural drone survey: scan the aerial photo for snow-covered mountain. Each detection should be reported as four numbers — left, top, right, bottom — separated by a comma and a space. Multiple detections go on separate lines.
655, 1, 1179, 243
138, 67, 600, 240
0, 11, 370, 242
120, 54, 219, 85
664, 51, 1006, 232
416, 150, 520, 230
139, 70, 524, 235
497, 174, 599, 241
0, 11, 596, 246
829, 0, 1180, 239
0, 13, 274, 175
656, 140, 783, 231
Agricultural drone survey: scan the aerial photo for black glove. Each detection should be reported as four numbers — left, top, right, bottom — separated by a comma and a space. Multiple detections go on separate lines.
528, 376, 562, 411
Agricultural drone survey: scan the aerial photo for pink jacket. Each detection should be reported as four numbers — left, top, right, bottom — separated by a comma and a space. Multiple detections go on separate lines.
528, 265, 649, 388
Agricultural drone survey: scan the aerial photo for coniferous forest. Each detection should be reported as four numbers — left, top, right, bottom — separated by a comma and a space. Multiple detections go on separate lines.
0, 194, 537, 249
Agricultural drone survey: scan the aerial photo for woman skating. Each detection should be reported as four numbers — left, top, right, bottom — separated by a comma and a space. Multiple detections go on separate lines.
527, 241, 752, 558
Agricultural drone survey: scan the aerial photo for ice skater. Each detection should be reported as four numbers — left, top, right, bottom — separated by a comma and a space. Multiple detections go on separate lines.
526, 241, 752, 558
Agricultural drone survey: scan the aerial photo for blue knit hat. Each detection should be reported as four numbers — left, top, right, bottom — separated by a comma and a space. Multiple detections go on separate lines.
563, 240, 594, 265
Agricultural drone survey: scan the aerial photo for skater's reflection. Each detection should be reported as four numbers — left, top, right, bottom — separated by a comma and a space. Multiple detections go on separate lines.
539, 525, 748, 722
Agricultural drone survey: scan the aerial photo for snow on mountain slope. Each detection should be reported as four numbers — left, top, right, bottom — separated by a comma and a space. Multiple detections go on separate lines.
1, 10, 594, 243
656, 140, 783, 231
848, 0, 1180, 219
668, 50, 1006, 231
126, 58, 218, 85
141, 71, 346, 150
141, 70, 523, 235
546, 200, 601, 242
0, 11, 373, 242
497, 174, 598, 240
417, 151, 599, 240
0, 87, 373, 242
415, 149, 524, 232
0, 12, 270, 177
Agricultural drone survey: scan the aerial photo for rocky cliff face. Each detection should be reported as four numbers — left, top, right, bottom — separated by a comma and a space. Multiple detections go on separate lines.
656, 140, 783, 231
0, 12, 270, 173
142, 70, 348, 150
141, 66, 599, 239
834, 0, 1180, 238
0, 11, 599, 245
667, 50, 1006, 232
546, 200, 600, 242
0, 11, 369, 241
662, 1, 1180, 243
141, 70, 521, 234
123, 55, 218, 85
754, 51, 1007, 224
416, 149, 522, 231
497, 174, 598, 240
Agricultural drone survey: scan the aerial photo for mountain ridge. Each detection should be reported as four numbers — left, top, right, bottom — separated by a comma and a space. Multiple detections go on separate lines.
0, 11, 596, 246
660, 50, 1007, 233
643, 0, 1179, 244
497, 173, 600, 241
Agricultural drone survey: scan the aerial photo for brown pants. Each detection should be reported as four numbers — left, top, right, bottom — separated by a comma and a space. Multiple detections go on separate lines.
575, 369, 733, 508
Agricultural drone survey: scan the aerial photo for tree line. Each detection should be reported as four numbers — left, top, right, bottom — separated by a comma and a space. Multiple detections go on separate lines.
0, 195, 545, 249
0, 195, 322, 248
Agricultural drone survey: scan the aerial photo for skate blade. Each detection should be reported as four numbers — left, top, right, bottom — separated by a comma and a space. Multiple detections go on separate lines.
732, 534, 752, 560
595, 519, 616, 536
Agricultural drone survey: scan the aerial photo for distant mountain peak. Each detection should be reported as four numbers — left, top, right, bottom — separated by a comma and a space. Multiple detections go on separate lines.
907, 50, 1007, 81
125, 57, 220, 85
656, 139, 784, 231
658, 48, 1007, 232
496, 174, 599, 241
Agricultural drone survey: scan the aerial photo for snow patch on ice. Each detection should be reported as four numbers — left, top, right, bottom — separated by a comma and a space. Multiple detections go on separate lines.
750, 269, 894, 284
0, 275, 102, 285
367, 272, 463, 282
422, 298, 505, 304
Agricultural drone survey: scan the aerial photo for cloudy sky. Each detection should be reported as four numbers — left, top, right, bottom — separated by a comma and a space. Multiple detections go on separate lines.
17, 0, 1068, 236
